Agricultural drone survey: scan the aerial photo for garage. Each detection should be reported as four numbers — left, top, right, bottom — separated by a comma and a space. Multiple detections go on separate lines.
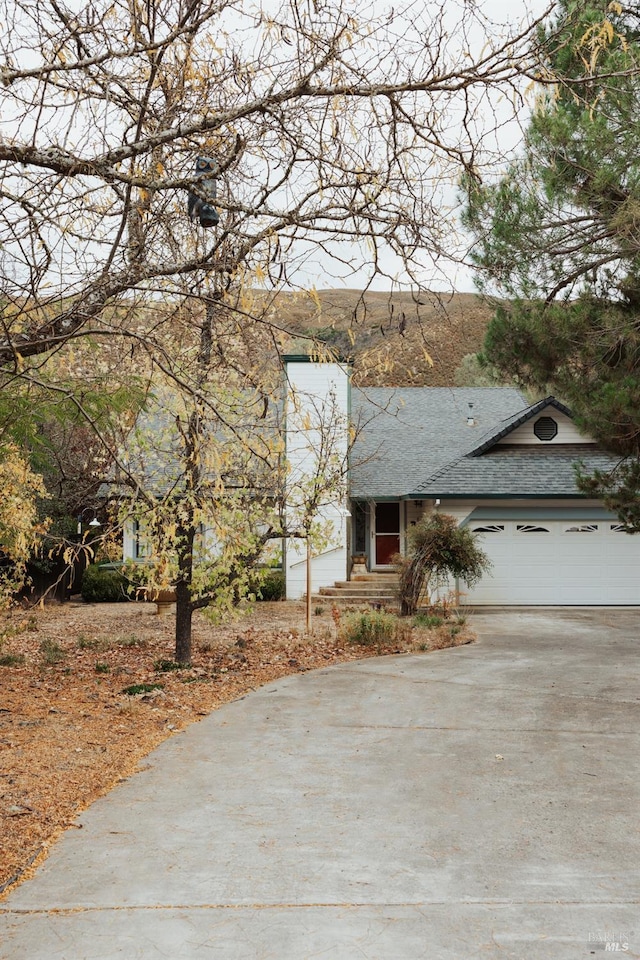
461, 516, 640, 605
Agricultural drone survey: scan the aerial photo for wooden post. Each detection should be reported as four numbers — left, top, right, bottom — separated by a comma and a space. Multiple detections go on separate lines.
306, 537, 312, 633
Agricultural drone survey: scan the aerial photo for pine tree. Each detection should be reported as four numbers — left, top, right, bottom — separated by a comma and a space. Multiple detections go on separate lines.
463, 1, 640, 526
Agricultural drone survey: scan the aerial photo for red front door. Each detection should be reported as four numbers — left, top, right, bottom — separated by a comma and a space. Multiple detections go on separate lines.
375, 502, 400, 566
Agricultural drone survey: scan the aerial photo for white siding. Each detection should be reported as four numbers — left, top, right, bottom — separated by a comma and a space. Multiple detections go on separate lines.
284, 359, 351, 599
405, 499, 424, 529
286, 514, 351, 599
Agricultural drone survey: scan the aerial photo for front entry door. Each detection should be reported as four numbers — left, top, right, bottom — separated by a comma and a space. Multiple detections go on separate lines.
374, 502, 400, 566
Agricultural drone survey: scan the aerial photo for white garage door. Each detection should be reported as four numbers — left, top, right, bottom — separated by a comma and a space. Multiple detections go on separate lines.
462, 520, 640, 605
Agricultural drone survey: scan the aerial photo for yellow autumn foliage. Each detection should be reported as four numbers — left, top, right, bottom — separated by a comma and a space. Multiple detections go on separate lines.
0, 446, 49, 606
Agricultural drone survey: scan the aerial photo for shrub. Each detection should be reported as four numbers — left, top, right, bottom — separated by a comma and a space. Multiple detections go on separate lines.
256, 569, 285, 601
81, 565, 128, 603
413, 612, 444, 628
395, 513, 490, 617
340, 610, 400, 646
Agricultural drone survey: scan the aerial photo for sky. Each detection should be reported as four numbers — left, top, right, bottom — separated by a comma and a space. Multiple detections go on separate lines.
293, 0, 554, 294
0, 0, 554, 299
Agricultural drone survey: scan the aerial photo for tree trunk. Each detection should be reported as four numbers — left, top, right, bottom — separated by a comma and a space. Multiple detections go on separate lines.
172, 294, 219, 664
174, 579, 193, 665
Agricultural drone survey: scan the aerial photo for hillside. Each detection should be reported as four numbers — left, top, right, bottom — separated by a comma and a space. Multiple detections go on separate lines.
273, 289, 495, 386
76, 288, 495, 390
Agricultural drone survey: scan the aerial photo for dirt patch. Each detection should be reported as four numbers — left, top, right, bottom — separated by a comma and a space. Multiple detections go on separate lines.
0, 598, 472, 897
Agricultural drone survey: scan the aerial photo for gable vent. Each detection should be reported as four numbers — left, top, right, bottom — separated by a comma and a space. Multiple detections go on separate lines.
534, 416, 558, 441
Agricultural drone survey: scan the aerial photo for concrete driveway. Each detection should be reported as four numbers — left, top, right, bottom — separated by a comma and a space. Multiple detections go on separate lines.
1, 609, 639, 959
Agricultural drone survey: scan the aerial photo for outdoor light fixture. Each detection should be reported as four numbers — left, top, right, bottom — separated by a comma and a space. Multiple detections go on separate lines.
77, 510, 101, 535
187, 156, 219, 227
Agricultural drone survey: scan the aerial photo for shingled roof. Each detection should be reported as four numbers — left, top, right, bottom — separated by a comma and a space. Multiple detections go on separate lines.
350, 388, 620, 501
408, 394, 621, 498
349, 386, 527, 499
411, 445, 619, 498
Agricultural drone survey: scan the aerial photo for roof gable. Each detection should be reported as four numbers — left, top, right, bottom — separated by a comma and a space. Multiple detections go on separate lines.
467, 397, 575, 457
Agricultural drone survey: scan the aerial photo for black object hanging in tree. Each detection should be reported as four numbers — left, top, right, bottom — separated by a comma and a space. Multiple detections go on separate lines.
187, 156, 219, 227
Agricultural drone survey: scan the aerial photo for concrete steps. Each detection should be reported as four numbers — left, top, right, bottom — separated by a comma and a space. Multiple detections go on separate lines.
313, 573, 399, 608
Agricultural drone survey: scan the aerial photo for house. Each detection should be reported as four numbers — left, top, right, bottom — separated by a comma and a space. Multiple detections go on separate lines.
284, 356, 639, 606
118, 353, 639, 606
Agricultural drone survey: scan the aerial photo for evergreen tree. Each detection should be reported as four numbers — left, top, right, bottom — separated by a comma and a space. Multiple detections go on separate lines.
463, 1, 640, 526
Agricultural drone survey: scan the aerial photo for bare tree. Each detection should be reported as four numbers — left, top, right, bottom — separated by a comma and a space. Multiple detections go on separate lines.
0, 0, 548, 649
0, 0, 549, 367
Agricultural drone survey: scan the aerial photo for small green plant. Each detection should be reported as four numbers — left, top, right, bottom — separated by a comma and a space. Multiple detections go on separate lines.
121, 682, 164, 696
314, 605, 325, 616
413, 612, 444, 628
0, 626, 19, 645
39, 638, 66, 665
154, 658, 183, 672
77, 634, 96, 649
340, 610, 400, 647
117, 634, 147, 648
95, 661, 111, 673
0, 653, 26, 667
77, 635, 109, 651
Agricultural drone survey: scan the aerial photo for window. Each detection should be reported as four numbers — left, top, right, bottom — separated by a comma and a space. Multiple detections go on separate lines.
516, 524, 550, 533
610, 524, 627, 533
564, 524, 598, 533
133, 520, 151, 559
472, 524, 505, 533
533, 416, 558, 441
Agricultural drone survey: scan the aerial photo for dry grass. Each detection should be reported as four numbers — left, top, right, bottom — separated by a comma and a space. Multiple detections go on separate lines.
0, 598, 473, 898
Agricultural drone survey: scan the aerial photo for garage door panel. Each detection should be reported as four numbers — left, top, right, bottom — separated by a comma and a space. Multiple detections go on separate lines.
463, 520, 640, 605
